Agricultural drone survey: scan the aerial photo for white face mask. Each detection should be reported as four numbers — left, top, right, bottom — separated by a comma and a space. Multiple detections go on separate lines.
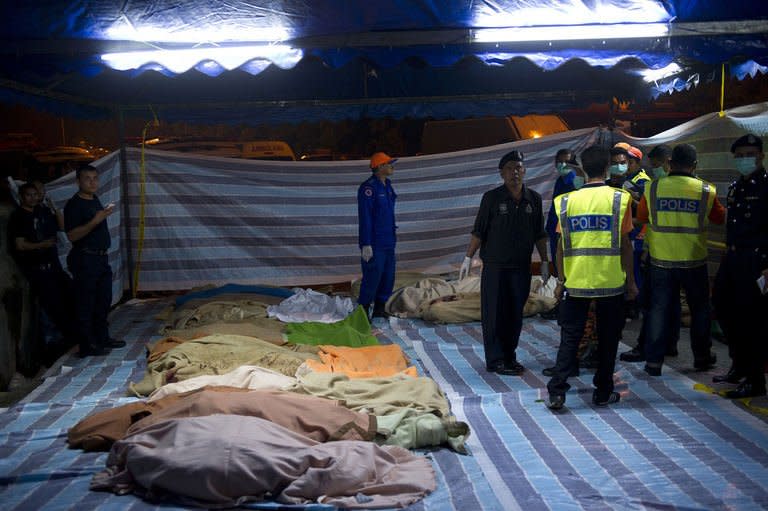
650, 166, 667, 179
733, 157, 756, 176
608, 163, 628, 175
572, 175, 585, 189
556, 162, 570, 176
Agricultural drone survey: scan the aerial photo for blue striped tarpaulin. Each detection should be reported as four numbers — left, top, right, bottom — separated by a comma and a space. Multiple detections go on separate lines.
2, 299, 767, 510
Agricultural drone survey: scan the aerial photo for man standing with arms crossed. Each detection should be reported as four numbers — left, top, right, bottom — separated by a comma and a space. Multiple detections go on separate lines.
459, 150, 549, 376
65, 164, 125, 357
547, 145, 637, 410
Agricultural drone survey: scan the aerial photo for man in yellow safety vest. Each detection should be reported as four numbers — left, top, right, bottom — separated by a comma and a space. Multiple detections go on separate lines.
636, 143, 725, 376
546, 145, 638, 410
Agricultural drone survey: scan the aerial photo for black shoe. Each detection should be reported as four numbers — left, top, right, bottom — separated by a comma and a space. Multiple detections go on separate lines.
693, 353, 717, 371
619, 347, 645, 362
643, 364, 662, 376
593, 391, 621, 406
724, 383, 767, 399
372, 302, 389, 318
713, 367, 744, 384
547, 394, 565, 410
104, 338, 126, 348
542, 366, 579, 377
486, 360, 525, 376
78, 345, 111, 358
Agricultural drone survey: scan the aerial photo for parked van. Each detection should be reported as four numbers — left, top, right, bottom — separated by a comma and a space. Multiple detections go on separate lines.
420, 115, 569, 154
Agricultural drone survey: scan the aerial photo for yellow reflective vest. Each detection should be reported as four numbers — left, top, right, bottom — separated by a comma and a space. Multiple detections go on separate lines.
556, 185, 631, 297
645, 175, 715, 268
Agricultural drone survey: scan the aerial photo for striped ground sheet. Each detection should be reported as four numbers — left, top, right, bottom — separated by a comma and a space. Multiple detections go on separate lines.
2, 299, 768, 510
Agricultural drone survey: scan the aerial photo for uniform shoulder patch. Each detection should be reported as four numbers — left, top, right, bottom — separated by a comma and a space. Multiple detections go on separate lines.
363, 187, 374, 197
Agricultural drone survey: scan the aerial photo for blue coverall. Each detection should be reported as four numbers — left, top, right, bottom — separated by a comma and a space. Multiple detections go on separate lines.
357, 174, 397, 307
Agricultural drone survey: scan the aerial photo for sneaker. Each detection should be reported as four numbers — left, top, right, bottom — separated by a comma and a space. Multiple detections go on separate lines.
547, 394, 565, 410
643, 364, 662, 376
619, 347, 645, 362
592, 391, 621, 406
712, 366, 744, 384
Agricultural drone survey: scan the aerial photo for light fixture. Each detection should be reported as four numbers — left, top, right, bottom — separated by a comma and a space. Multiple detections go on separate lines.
639, 63, 683, 82
105, 25, 290, 44
101, 44, 303, 73
473, 23, 669, 43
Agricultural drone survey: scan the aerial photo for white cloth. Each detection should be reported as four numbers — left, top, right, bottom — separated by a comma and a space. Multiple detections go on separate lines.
147, 365, 296, 402
267, 288, 355, 323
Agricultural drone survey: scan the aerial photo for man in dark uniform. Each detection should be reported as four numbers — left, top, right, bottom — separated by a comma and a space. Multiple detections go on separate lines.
712, 134, 768, 398
545, 149, 581, 278
459, 150, 549, 376
64, 164, 125, 357
7, 182, 77, 360
357, 152, 398, 319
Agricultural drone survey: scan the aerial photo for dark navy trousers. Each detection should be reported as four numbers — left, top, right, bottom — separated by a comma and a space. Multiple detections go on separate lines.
358, 247, 396, 306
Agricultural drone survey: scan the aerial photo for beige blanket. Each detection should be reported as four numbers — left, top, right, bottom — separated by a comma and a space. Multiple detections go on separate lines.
128, 334, 319, 397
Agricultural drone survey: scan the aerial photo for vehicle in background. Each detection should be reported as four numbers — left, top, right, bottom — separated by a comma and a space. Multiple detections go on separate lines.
241, 140, 296, 161
143, 138, 296, 161
32, 146, 95, 165
420, 114, 569, 154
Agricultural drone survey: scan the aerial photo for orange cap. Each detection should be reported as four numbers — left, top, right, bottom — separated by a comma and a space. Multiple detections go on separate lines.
613, 142, 632, 151
627, 146, 643, 160
370, 152, 397, 169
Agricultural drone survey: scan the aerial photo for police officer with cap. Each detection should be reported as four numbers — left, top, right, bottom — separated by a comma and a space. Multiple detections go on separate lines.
712, 134, 768, 398
460, 150, 549, 376
357, 152, 398, 319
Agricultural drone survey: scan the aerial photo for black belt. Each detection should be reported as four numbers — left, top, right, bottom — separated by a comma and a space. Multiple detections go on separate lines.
79, 248, 108, 256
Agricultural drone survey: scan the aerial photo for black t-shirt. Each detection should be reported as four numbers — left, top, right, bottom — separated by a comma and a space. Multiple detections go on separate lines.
7, 206, 59, 268
64, 193, 111, 251
472, 184, 546, 267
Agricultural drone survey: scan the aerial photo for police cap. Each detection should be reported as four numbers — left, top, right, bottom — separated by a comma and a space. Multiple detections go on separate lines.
498, 150, 524, 169
730, 134, 763, 153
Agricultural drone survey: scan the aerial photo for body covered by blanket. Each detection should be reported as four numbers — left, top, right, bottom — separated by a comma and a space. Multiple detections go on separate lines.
290, 371, 468, 452
91, 414, 435, 509
148, 365, 295, 401
129, 334, 319, 397
285, 305, 378, 347
68, 386, 375, 451
304, 344, 417, 378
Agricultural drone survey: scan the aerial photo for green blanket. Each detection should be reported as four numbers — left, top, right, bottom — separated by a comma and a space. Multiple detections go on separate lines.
285, 306, 379, 347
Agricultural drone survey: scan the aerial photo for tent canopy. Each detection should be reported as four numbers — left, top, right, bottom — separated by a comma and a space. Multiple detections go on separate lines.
1, 1, 766, 122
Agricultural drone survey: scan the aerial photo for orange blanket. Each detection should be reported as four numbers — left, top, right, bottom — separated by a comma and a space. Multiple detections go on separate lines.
305, 344, 418, 378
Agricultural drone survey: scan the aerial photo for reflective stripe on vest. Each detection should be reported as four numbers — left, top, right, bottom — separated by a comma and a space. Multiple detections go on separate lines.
558, 188, 628, 297
647, 177, 713, 268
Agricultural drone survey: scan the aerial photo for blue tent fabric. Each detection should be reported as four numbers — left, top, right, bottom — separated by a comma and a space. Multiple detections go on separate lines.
0, 1, 766, 120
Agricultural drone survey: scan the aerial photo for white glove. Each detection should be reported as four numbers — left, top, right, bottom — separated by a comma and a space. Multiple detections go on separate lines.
361, 245, 373, 262
459, 256, 472, 280
540, 263, 550, 283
